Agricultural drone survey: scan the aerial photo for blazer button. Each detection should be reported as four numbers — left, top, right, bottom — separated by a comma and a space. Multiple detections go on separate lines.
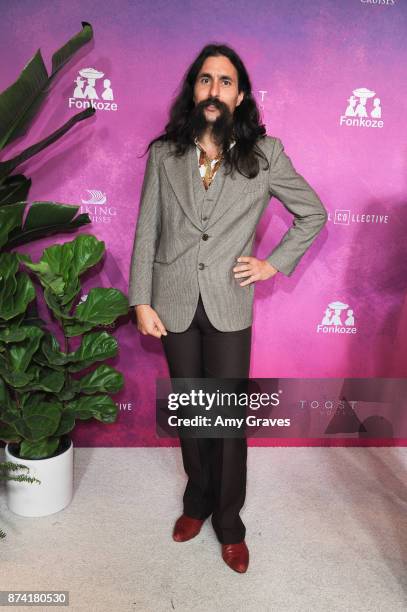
202, 233, 209, 241
198, 263, 205, 270
202, 216, 208, 221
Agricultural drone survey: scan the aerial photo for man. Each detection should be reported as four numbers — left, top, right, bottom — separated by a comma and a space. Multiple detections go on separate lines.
128, 44, 328, 573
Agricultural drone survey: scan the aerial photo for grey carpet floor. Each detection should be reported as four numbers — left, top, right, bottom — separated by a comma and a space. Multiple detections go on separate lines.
1, 447, 407, 612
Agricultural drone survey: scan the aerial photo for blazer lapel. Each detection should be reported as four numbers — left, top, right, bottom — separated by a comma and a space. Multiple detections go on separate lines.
163, 142, 250, 231
204, 160, 249, 230
163, 145, 202, 230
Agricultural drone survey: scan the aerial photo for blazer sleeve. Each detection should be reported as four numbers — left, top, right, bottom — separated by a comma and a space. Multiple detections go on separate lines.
266, 137, 328, 276
128, 143, 161, 306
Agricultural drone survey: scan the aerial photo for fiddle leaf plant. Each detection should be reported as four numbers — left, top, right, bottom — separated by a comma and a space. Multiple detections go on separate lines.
0, 234, 129, 460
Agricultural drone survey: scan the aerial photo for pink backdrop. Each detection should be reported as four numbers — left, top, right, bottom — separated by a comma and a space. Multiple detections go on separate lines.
1, 0, 406, 446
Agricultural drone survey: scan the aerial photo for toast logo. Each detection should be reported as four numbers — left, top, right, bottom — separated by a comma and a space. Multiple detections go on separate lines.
339, 87, 383, 128
317, 301, 357, 335
80, 189, 117, 224
328, 210, 389, 225
69, 68, 118, 111
257, 89, 268, 111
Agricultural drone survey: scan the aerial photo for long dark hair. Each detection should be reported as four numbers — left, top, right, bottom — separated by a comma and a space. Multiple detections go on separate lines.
144, 43, 270, 178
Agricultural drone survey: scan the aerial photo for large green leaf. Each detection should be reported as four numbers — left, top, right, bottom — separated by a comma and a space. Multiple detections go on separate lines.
70, 234, 105, 276
16, 365, 65, 393
64, 288, 129, 336
0, 364, 33, 387
65, 394, 118, 422
43, 288, 76, 321
40, 234, 105, 278
0, 421, 21, 443
53, 410, 76, 436
4, 202, 92, 250
77, 365, 124, 395
0, 375, 12, 410
0, 174, 31, 205
0, 261, 35, 320
8, 326, 44, 372
5, 202, 92, 249
0, 325, 35, 343
0, 22, 93, 151
20, 400, 62, 440
24, 235, 105, 305
0, 251, 19, 277
0, 107, 95, 180
0, 202, 26, 249
40, 330, 118, 372
19, 437, 60, 459
65, 330, 119, 371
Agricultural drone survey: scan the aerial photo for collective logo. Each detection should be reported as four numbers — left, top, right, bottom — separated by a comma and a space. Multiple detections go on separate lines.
68, 68, 118, 111
80, 189, 117, 223
339, 87, 383, 128
328, 209, 389, 225
317, 301, 357, 335
116, 401, 133, 412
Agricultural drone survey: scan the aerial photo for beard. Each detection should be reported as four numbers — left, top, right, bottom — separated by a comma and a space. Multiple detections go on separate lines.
189, 97, 235, 150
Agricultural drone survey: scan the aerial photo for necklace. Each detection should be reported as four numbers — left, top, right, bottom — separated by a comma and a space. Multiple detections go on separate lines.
195, 137, 223, 161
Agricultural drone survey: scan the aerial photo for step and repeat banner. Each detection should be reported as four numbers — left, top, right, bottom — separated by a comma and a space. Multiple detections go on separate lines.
1, 0, 406, 446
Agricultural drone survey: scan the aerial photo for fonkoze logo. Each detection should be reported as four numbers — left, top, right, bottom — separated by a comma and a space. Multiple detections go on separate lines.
69, 68, 118, 111
317, 301, 357, 334
339, 87, 383, 128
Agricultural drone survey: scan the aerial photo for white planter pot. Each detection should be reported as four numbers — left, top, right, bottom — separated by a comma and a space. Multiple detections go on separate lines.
4, 436, 74, 517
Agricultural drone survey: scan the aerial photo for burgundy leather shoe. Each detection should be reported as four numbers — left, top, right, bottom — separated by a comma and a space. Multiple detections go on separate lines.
221, 540, 249, 573
172, 514, 205, 542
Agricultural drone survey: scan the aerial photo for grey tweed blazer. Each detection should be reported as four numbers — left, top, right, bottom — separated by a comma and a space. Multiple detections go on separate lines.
128, 135, 328, 332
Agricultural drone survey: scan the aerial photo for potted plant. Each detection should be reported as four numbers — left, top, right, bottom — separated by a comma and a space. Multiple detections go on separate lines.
1, 233, 129, 516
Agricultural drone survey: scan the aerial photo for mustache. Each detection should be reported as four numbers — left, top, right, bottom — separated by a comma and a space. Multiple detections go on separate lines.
189, 99, 235, 148
196, 97, 228, 112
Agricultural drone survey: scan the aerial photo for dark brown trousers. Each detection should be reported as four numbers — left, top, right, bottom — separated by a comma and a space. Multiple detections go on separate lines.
161, 293, 252, 544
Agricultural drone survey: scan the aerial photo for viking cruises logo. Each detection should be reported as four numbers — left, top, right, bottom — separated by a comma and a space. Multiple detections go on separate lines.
317, 301, 357, 335
360, 0, 396, 5
80, 189, 117, 223
339, 87, 383, 129
68, 68, 118, 111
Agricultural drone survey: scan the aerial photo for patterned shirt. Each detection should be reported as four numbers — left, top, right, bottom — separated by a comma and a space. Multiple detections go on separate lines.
194, 137, 236, 190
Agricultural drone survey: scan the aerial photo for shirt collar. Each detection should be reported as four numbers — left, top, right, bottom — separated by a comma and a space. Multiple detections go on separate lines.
194, 137, 236, 154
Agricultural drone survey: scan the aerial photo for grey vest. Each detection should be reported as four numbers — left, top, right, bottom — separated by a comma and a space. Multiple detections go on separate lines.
192, 151, 227, 227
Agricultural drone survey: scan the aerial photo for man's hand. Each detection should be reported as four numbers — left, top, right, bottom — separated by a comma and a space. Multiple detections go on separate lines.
233, 256, 278, 286
134, 305, 168, 338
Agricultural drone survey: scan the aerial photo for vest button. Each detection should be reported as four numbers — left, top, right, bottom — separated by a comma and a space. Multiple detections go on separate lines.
202, 216, 208, 221
198, 263, 205, 270
202, 233, 209, 241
